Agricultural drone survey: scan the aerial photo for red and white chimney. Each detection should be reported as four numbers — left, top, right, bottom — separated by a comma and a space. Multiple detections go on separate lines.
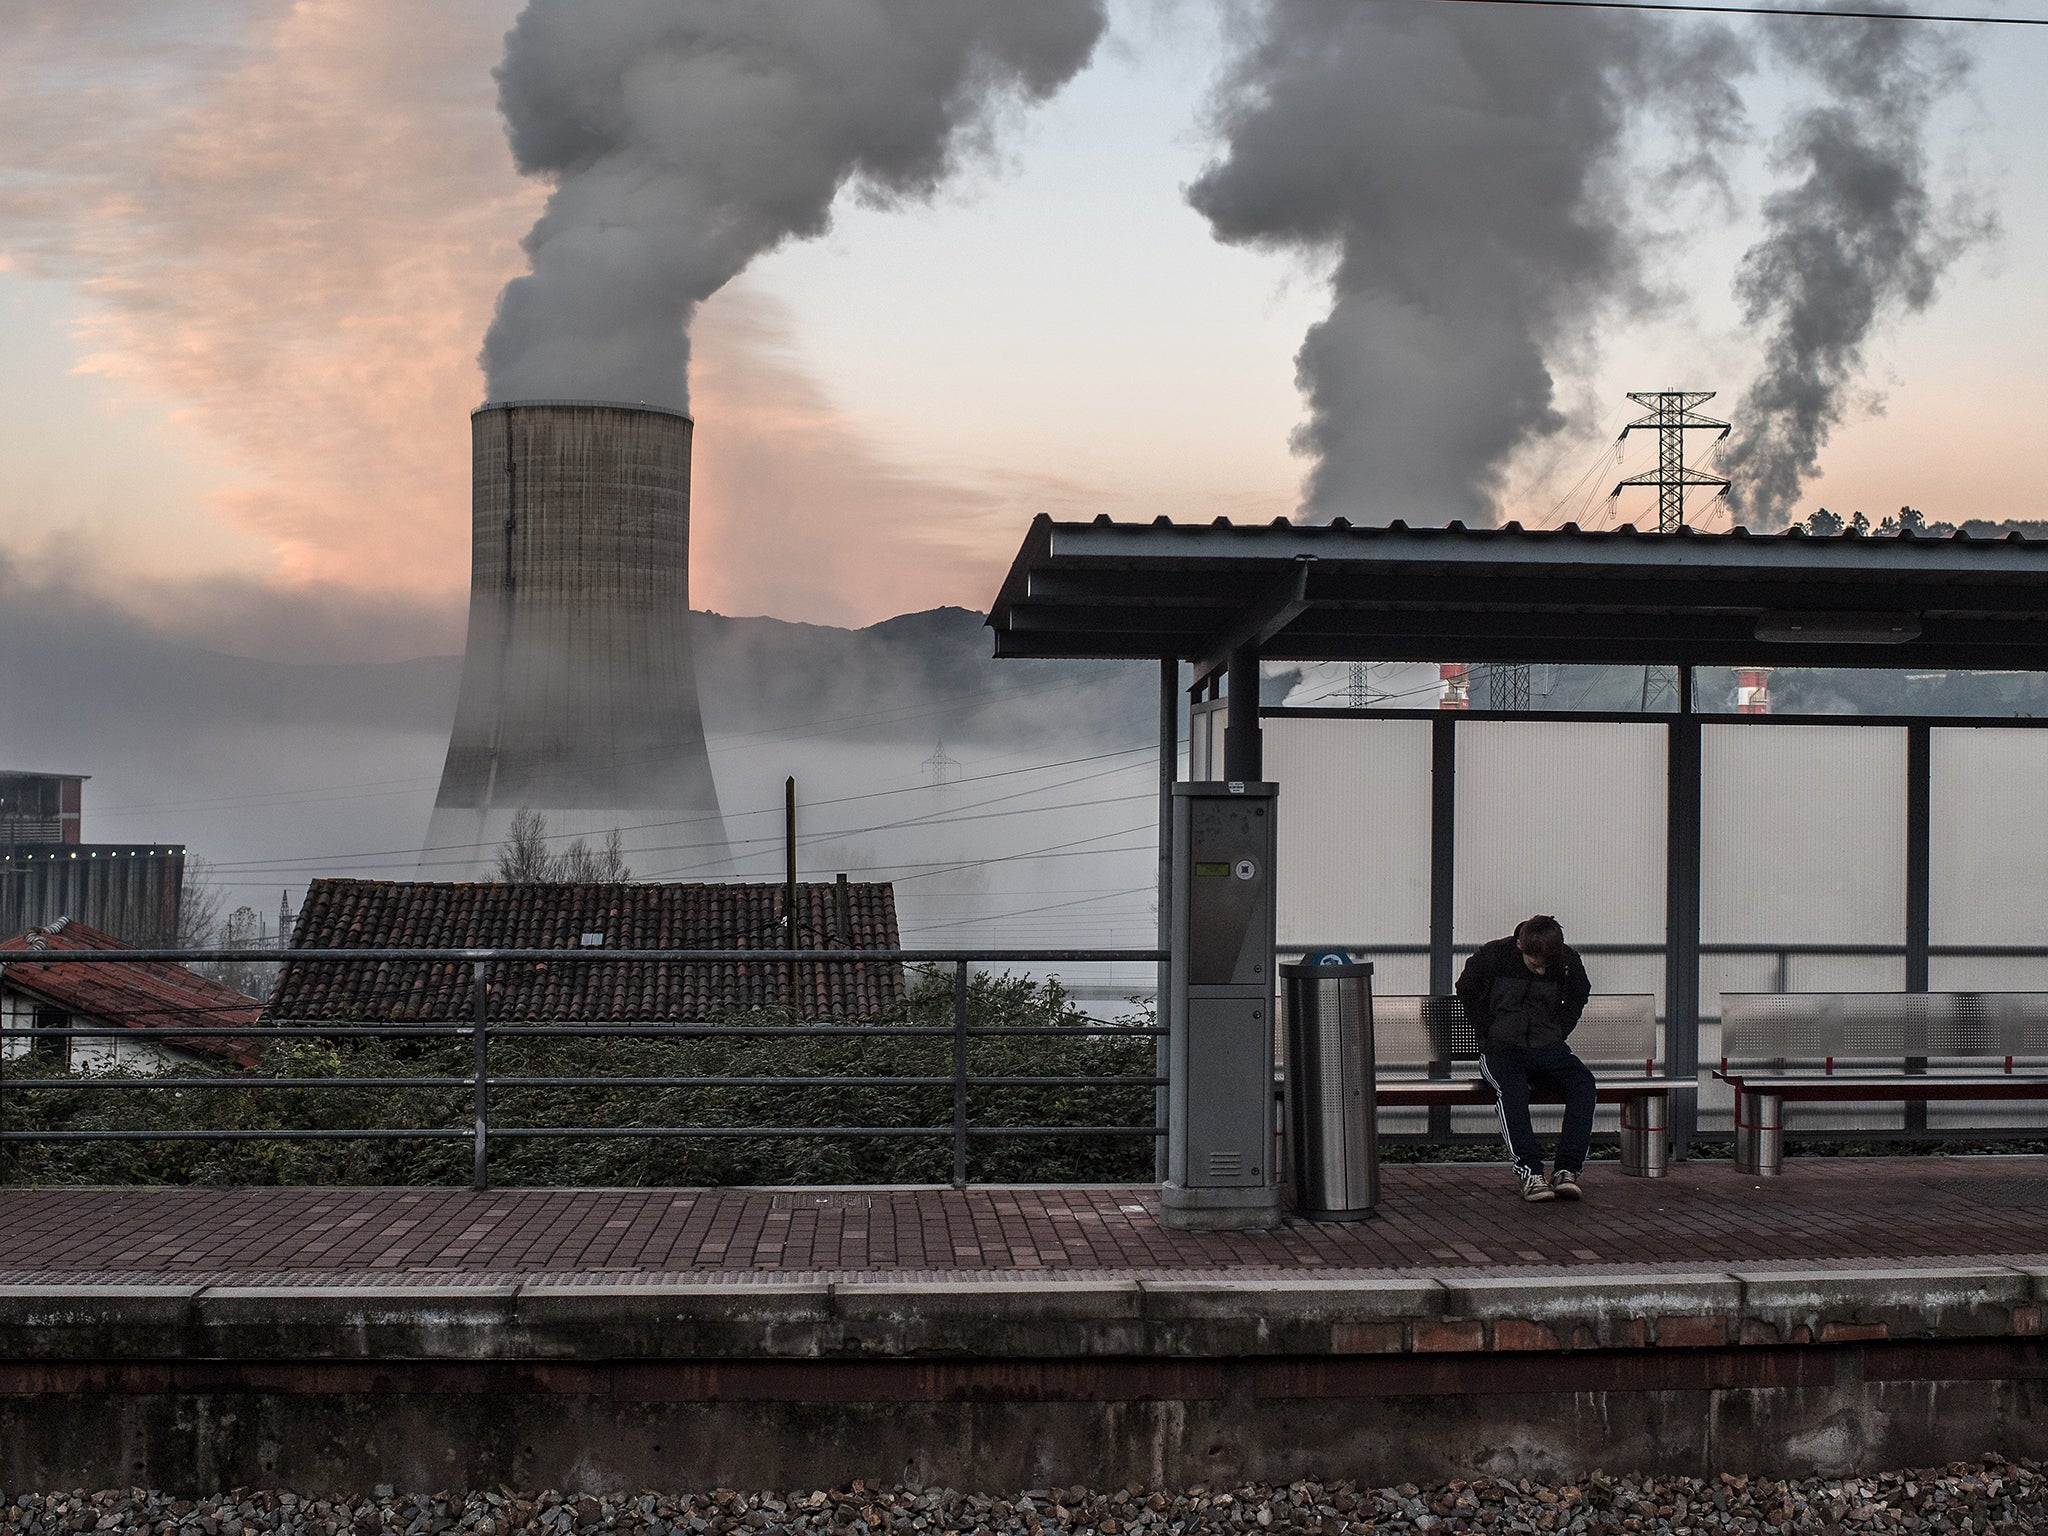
1439, 663, 1470, 710
1737, 667, 1772, 714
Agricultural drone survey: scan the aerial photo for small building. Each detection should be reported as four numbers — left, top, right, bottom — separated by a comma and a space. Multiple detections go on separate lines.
0, 918, 262, 1072
2, 768, 185, 945
267, 878, 906, 1025
0, 770, 85, 845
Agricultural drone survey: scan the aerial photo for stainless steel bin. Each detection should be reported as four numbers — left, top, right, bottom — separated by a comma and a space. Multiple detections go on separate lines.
1280, 960, 1378, 1220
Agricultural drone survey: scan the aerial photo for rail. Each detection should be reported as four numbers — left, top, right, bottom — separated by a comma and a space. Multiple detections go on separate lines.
0, 947, 1166, 1189
1282, 939, 2048, 1146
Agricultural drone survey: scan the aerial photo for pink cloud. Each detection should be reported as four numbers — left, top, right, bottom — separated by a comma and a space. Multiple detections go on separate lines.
1, 0, 535, 604
0, 3, 1104, 641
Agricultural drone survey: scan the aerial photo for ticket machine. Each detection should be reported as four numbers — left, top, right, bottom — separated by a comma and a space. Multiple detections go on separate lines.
1163, 780, 1282, 1229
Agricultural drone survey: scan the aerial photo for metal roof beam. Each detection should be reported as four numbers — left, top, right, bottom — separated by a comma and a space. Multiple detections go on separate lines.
1191, 560, 1313, 686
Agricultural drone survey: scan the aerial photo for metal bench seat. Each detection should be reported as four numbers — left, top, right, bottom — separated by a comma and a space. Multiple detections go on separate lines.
1373, 993, 1673, 1176
1716, 992, 2048, 1175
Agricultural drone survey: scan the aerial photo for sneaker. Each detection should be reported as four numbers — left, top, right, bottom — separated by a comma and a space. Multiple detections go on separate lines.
1519, 1169, 1556, 1202
1550, 1169, 1583, 1201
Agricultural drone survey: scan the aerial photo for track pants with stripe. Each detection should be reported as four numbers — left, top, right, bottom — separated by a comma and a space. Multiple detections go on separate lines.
1480, 1042, 1596, 1177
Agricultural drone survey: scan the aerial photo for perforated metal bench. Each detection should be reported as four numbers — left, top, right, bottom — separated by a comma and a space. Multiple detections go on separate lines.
1715, 991, 2048, 1176
1373, 993, 1673, 1177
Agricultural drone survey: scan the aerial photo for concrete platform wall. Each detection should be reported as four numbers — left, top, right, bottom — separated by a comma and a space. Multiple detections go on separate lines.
4, 1271, 2044, 1492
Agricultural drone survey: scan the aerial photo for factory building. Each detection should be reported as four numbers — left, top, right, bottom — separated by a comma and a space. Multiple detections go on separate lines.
0, 770, 184, 945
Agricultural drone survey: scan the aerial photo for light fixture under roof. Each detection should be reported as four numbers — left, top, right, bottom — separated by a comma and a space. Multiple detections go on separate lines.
1755, 612, 1922, 645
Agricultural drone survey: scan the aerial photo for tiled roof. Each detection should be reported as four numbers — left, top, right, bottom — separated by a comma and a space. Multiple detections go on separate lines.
268, 879, 906, 1023
0, 919, 263, 1068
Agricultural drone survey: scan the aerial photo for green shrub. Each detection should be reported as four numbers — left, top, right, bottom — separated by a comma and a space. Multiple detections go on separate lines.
0, 968, 1158, 1188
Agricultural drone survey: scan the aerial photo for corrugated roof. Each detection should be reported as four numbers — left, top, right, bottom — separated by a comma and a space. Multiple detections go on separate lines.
0, 920, 263, 1068
268, 879, 907, 1023
987, 515, 2048, 671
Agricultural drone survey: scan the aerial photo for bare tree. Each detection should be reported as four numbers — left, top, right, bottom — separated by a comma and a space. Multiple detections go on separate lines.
176, 855, 227, 950
494, 809, 632, 883
175, 860, 273, 1001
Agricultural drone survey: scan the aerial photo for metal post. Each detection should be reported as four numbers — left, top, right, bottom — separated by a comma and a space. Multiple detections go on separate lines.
1224, 646, 1262, 781
471, 959, 489, 1191
785, 776, 799, 1011
1428, 715, 1458, 1141
1904, 723, 1932, 1131
1665, 713, 1703, 1157
1429, 715, 1457, 996
952, 959, 970, 1190
1157, 656, 1178, 1181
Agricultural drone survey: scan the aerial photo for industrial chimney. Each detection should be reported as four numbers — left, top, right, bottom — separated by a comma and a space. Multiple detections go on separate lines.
424, 400, 727, 877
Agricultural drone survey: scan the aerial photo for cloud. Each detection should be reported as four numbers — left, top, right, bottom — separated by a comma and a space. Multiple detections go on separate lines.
1722, 20, 1989, 526
1187, 1, 1749, 523
0, 0, 536, 600
481, 0, 1107, 410
687, 287, 1111, 627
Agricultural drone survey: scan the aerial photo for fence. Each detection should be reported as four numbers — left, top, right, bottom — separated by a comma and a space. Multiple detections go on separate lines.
1284, 938, 2048, 1144
0, 947, 1165, 1189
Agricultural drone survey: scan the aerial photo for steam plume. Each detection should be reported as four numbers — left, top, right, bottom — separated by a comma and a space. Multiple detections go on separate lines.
1724, 21, 1985, 526
482, 0, 1106, 410
1189, 1, 1745, 520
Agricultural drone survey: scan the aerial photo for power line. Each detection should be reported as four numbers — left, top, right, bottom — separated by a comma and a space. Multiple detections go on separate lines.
1413, 0, 2048, 23
197, 743, 1164, 875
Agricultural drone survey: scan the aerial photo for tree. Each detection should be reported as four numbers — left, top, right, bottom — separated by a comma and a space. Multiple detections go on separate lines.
493, 809, 632, 883
1879, 505, 1956, 538
175, 859, 272, 1001
176, 855, 227, 951
1794, 507, 1877, 536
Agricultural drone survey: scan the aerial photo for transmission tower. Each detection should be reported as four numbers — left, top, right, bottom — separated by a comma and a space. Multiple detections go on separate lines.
921, 739, 962, 786
1483, 663, 1532, 711
1610, 390, 1731, 710
1610, 391, 1730, 532
1346, 662, 1396, 709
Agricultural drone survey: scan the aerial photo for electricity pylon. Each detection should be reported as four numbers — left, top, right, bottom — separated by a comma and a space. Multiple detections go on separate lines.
1611, 391, 1730, 709
1610, 391, 1730, 533
1484, 663, 1531, 711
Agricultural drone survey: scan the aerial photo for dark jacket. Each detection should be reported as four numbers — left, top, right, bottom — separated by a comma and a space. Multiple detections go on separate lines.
1455, 935, 1591, 1052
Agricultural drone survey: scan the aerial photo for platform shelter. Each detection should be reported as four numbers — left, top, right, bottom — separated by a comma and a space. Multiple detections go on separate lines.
987, 518, 2048, 1152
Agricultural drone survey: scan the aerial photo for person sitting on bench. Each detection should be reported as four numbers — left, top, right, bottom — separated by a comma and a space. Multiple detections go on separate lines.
1456, 914, 1596, 1202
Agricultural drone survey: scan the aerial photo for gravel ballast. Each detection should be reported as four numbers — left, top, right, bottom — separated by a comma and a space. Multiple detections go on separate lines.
1, 1460, 2041, 1536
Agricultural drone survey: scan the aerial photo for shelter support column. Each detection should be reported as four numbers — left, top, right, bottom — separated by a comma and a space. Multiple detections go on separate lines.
1665, 712, 1702, 1157
1428, 716, 1458, 1141
1224, 647, 1262, 780
1904, 722, 1932, 1131
1157, 657, 1179, 1179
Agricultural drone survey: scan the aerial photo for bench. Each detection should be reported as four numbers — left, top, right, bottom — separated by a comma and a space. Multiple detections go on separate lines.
1374, 993, 1674, 1177
1714, 991, 2048, 1176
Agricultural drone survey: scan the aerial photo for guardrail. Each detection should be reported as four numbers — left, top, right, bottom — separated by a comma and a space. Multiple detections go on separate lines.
0, 947, 1166, 1189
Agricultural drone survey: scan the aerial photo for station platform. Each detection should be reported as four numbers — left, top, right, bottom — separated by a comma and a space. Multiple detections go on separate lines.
3, 1156, 2046, 1492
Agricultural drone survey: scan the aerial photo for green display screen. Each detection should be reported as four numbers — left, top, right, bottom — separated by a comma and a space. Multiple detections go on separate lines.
1193, 861, 1231, 877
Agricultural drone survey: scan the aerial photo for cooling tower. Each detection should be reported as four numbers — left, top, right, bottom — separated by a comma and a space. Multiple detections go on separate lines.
424, 400, 727, 878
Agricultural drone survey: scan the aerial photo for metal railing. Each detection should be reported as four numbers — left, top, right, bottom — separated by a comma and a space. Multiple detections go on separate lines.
1282, 939, 2048, 1146
0, 946, 1166, 1189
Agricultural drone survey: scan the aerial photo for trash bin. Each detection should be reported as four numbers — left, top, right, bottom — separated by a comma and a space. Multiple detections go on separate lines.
1280, 960, 1378, 1220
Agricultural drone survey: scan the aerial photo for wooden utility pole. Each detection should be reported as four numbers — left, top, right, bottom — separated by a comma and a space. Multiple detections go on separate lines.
785, 776, 799, 1010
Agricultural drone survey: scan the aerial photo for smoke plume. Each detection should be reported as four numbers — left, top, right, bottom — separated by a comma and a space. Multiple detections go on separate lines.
1723, 21, 1986, 526
482, 0, 1106, 410
1188, 1, 1746, 521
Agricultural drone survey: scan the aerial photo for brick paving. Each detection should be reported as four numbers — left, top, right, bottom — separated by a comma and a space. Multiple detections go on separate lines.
2, 1155, 2045, 1283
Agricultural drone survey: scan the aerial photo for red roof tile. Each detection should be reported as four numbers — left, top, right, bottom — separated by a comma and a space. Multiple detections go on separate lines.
0, 919, 263, 1068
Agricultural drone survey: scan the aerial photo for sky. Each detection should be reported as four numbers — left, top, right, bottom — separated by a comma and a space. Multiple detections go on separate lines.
4, 0, 2048, 950
2, 0, 2044, 664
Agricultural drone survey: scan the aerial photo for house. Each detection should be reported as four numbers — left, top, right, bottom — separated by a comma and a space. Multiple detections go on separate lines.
266, 878, 906, 1025
0, 917, 263, 1072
